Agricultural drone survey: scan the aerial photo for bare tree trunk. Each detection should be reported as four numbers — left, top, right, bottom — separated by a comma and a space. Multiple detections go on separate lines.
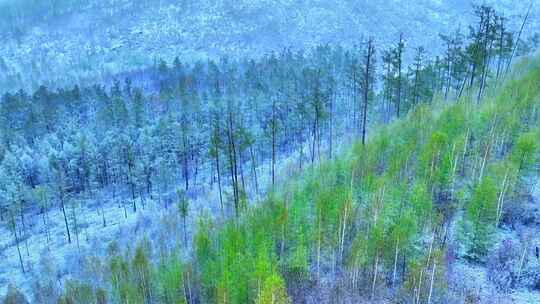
478, 118, 497, 183
59, 189, 72, 244
362, 38, 374, 145
215, 150, 224, 216
416, 268, 424, 304
329, 90, 334, 159
496, 170, 509, 226
427, 262, 437, 304
477, 9, 492, 103
249, 144, 259, 195
42, 205, 51, 251
505, 2, 533, 76
19, 206, 29, 256
71, 201, 80, 251
100, 199, 107, 227
461, 128, 470, 176
183, 134, 189, 191
317, 211, 321, 280
496, 18, 505, 82
371, 251, 379, 299
272, 99, 277, 186
126, 150, 137, 213
396, 33, 404, 118
393, 238, 399, 288
517, 241, 529, 283
183, 215, 188, 247
227, 111, 239, 217
10, 211, 25, 274
239, 153, 246, 199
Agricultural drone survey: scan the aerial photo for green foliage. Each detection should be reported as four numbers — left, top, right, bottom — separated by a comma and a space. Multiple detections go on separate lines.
315, 185, 350, 248
463, 177, 498, 258
108, 241, 154, 304
419, 131, 449, 182
96, 53, 540, 302
255, 272, 291, 304
410, 180, 433, 225
132, 243, 152, 303
177, 188, 189, 218
511, 132, 539, 173
109, 255, 140, 304
194, 217, 218, 300
60, 280, 95, 304
156, 254, 186, 304
2, 285, 28, 304
2, 11, 540, 302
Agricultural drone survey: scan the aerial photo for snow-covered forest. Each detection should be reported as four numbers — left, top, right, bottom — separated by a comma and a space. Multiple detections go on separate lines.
1, 1, 540, 303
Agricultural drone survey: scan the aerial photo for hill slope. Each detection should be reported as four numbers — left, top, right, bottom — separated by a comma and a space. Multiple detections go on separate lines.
4, 55, 538, 303
0, 0, 537, 91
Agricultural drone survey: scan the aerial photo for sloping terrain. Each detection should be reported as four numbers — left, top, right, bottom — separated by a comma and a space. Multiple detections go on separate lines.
2, 54, 538, 303
0, 0, 537, 91
0, 1, 539, 303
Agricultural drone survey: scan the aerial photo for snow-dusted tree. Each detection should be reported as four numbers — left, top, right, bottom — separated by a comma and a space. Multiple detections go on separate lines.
0, 152, 27, 273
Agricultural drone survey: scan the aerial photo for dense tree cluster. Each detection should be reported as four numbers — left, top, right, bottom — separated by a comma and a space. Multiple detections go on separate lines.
17, 51, 536, 304
1, 4, 539, 303
1, 5, 523, 222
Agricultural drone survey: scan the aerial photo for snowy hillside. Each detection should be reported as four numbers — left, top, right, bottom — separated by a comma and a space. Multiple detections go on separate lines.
1, 1, 540, 303
0, 0, 537, 91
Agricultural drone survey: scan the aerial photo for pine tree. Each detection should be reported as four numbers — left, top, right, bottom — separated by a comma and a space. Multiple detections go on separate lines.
394, 34, 405, 118
361, 38, 376, 145
464, 177, 498, 258
177, 188, 190, 246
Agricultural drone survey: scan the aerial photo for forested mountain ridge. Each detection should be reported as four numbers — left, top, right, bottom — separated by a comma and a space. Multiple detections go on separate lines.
0, 0, 538, 92
1, 2, 540, 303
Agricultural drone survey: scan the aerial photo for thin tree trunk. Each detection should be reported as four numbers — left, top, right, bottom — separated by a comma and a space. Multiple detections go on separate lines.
397, 33, 403, 118
362, 39, 374, 145
478, 119, 497, 182
427, 262, 437, 304
19, 206, 29, 257
416, 268, 425, 304
393, 238, 399, 288
183, 134, 189, 191
227, 111, 239, 216
496, 18, 505, 82
183, 216, 188, 246
311, 117, 317, 164
101, 200, 107, 227
517, 241, 529, 282
505, 2, 533, 76
371, 252, 379, 299
10, 211, 25, 274
249, 144, 259, 195
42, 206, 51, 251
317, 210, 321, 280
272, 99, 277, 186
72, 201, 80, 251
329, 90, 334, 159
496, 170, 509, 226
60, 190, 72, 244
216, 150, 224, 216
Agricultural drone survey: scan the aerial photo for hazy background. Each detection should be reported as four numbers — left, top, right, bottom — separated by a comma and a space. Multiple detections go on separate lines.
0, 0, 537, 91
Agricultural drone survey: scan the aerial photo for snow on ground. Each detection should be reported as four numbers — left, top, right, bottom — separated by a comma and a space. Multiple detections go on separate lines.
450, 174, 540, 304
0, 130, 356, 298
452, 260, 540, 304
1, 125, 537, 302
0, 193, 140, 295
